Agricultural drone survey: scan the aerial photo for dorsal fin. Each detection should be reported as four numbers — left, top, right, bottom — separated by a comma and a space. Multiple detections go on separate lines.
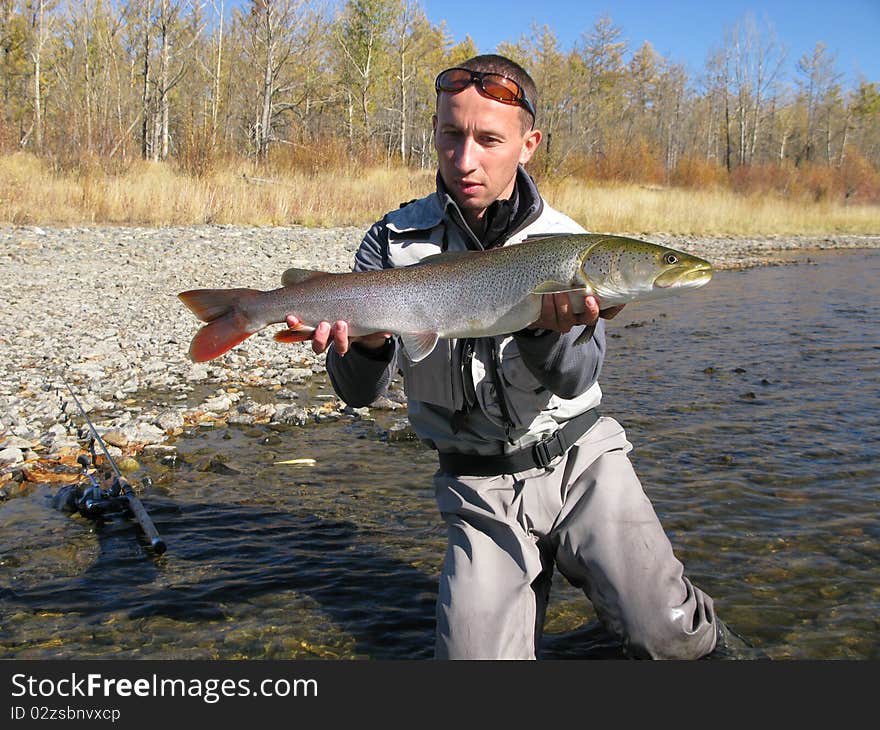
281, 267, 332, 287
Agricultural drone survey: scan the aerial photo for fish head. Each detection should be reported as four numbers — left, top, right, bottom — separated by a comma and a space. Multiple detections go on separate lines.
578, 236, 714, 307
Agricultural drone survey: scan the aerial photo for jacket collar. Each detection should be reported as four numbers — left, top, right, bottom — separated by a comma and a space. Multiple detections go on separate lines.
384, 165, 544, 248
436, 166, 544, 249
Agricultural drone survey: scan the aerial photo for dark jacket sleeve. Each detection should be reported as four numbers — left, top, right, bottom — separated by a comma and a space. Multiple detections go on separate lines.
325, 221, 400, 407
512, 319, 606, 399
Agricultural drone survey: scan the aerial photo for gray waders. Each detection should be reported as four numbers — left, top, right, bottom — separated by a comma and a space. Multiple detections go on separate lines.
433, 417, 718, 660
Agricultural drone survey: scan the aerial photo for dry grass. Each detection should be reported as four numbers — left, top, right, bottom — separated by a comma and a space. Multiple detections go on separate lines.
1, 152, 878, 235
541, 179, 880, 236
0, 152, 435, 228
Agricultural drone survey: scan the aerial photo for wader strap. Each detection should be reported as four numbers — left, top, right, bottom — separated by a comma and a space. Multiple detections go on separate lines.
438, 408, 600, 476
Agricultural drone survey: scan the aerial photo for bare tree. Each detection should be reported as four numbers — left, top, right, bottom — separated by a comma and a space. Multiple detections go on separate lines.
26, 0, 56, 153
796, 42, 841, 163
725, 14, 785, 165
208, 0, 223, 141
242, 0, 310, 161
336, 0, 393, 147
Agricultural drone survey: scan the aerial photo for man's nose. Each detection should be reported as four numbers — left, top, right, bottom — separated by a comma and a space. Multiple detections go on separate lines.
453, 136, 478, 172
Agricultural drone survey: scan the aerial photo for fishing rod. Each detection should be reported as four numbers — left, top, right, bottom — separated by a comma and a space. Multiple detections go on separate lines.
58, 377, 167, 555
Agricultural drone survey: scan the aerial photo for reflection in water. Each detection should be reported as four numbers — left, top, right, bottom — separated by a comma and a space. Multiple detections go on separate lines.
1, 249, 878, 659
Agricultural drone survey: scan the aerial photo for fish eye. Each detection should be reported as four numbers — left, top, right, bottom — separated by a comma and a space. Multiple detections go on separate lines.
663, 253, 679, 265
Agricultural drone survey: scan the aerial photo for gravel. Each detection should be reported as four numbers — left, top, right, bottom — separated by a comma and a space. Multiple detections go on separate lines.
2, 224, 878, 477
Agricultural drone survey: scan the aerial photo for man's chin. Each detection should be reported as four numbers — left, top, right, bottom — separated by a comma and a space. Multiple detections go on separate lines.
455, 193, 491, 217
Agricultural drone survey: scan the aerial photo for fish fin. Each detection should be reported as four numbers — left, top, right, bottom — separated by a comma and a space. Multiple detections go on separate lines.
273, 324, 316, 343
416, 250, 477, 266
530, 285, 592, 314
281, 267, 332, 287
573, 323, 597, 345
188, 318, 252, 362
531, 281, 581, 294
178, 288, 260, 362
399, 331, 440, 363
178, 288, 257, 322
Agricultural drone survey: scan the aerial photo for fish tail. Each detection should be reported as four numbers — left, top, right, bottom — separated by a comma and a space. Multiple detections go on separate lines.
178, 288, 261, 362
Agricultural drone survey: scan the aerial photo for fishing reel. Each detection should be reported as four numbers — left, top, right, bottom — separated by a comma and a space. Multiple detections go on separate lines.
56, 381, 167, 554
53, 440, 132, 519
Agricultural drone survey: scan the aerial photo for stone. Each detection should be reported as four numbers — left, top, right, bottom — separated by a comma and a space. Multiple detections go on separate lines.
156, 410, 185, 432
274, 405, 310, 427
0, 447, 23, 465
102, 430, 129, 447
386, 420, 418, 442
0, 436, 36, 450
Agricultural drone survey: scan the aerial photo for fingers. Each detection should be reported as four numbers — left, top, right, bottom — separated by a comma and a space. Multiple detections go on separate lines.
331, 321, 349, 356
533, 293, 601, 333
283, 316, 349, 355
313, 320, 350, 355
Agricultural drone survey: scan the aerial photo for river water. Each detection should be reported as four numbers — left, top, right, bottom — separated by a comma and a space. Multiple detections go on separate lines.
1, 248, 878, 660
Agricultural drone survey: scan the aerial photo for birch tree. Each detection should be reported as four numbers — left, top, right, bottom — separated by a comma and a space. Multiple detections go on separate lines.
241, 0, 311, 161
796, 42, 841, 163
25, 0, 57, 152
336, 0, 393, 147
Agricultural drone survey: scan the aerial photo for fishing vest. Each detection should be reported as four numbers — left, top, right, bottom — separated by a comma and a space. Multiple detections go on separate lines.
382, 191, 604, 455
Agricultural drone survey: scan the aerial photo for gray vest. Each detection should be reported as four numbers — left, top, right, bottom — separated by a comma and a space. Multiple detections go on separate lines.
384, 193, 603, 456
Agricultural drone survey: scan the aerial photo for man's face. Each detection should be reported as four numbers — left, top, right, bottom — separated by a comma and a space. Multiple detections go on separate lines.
433, 85, 541, 225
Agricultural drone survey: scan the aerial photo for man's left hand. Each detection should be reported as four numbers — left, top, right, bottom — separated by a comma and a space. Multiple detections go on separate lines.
529, 293, 624, 333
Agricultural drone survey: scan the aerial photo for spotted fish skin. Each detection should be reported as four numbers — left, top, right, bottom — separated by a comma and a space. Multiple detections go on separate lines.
178, 234, 713, 363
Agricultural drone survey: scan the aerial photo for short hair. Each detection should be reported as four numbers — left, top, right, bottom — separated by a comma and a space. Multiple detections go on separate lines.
443, 54, 538, 132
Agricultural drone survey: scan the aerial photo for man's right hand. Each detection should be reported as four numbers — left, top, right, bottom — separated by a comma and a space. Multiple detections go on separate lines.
285, 315, 391, 356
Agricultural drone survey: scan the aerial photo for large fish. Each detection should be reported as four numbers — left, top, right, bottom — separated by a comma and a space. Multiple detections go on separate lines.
178, 234, 713, 363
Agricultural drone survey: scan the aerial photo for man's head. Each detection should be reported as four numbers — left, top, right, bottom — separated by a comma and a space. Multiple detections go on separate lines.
433, 54, 542, 231
435, 55, 537, 133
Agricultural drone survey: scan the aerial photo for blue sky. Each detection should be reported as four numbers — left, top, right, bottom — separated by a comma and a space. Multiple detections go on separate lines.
419, 0, 879, 88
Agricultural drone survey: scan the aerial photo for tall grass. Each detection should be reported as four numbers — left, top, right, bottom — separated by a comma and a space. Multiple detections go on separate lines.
1, 151, 878, 235
541, 179, 880, 236
0, 152, 435, 228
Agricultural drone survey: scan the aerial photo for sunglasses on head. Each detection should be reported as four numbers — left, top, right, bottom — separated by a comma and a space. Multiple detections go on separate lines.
434, 67, 536, 123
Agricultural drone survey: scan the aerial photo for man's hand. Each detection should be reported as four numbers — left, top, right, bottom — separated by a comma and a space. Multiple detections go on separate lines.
529, 293, 625, 333
284, 315, 391, 356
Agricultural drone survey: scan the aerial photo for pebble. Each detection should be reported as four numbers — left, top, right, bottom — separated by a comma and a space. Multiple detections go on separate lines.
1, 224, 878, 475
0, 447, 24, 465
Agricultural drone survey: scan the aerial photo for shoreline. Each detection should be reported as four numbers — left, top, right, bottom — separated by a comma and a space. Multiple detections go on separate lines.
1, 224, 879, 492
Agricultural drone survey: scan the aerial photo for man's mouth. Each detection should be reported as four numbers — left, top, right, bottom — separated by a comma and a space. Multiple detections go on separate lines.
456, 180, 482, 196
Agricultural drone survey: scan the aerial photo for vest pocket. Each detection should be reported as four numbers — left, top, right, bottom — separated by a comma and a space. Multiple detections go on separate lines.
398, 339, 461, 411
494, 342, 555, 428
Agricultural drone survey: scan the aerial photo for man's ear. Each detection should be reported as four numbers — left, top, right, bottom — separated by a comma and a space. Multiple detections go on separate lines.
432, 114, 437, 138
520, 127, 542, 165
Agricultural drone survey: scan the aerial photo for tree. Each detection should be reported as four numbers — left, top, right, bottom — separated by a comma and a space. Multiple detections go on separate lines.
795, 42, 841, 163
569, 15, 626, 158
25, 0, 58, 153
336, 0, 393, 148
498, 24, 567, 173
1, 0, 32, 148
726, 14, 785, 165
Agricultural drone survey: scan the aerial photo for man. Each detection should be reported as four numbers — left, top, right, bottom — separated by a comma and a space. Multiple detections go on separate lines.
286, 54, 720, 659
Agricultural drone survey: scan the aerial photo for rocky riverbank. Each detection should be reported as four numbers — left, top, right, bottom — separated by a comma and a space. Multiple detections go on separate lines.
1, 224, 879, 492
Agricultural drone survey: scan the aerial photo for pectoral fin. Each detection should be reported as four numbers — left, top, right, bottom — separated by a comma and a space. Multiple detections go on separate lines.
532, 281, 586, 294
573, 323, 597, 345
530, 286, 591, 313
399, 331, 440, 363
273, 323, 316, 343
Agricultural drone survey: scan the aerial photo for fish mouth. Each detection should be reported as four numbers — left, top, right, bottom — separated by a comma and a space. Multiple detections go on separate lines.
654, 263, 714, 289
